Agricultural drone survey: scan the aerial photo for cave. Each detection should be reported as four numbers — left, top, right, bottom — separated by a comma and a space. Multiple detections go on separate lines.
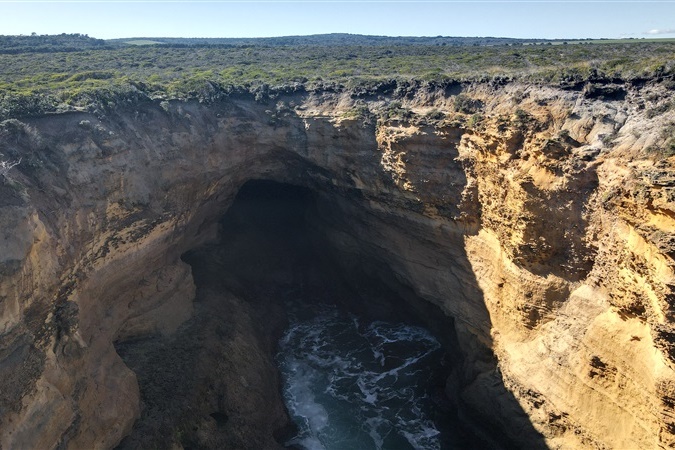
113, 179, 539, 449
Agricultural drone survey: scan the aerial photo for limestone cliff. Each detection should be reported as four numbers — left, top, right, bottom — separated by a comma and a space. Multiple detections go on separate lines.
0, 80, 674, 449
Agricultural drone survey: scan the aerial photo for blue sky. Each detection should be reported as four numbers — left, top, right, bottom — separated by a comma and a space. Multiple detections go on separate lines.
0, 1, 674, 40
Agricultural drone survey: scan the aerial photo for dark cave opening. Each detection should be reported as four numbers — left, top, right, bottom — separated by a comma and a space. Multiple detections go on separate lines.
115, 180, 506, 450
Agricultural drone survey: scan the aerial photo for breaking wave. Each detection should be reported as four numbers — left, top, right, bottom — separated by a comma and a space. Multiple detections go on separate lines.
277, 304, 453, 450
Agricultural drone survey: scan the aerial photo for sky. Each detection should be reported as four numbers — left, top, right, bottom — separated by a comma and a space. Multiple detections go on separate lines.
0, 0, 674, 40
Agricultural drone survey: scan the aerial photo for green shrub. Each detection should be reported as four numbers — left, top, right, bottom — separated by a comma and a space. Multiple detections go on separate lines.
513, 108, 532, 127
424, 109, 445, 121
381, 101, 413, 121
453, 94, 483, 114
468, 113, 483, 128
342, 105, 372, 121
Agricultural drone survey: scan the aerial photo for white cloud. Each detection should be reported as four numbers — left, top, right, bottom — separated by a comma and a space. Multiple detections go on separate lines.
645, 29, 675, 35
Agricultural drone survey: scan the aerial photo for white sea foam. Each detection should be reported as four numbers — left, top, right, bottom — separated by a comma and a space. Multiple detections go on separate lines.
277, 304, 445, 450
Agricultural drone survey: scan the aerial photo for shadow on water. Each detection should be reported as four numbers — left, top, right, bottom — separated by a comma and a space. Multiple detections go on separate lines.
214, 179, 549, 450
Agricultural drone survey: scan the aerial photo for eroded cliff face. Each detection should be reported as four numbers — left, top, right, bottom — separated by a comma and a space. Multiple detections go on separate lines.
1, 80, 674, 449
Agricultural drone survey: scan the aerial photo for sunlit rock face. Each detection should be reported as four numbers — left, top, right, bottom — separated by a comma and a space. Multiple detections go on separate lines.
1, 80, 674, 449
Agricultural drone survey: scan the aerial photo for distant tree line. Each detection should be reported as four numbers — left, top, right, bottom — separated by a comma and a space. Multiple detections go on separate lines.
111, 33, 555, 48
0, 33, 112, 54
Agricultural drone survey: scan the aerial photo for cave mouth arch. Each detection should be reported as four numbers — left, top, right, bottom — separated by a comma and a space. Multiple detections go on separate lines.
114, 179, 517, 450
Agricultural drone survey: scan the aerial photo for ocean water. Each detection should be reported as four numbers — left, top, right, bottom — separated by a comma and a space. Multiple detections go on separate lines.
277, 304, 455, 450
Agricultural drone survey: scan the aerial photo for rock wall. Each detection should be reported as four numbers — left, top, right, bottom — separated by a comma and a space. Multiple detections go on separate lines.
0, 80, 674, 449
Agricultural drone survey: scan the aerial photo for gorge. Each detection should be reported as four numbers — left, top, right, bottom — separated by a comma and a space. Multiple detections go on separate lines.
1, 79, 674, 449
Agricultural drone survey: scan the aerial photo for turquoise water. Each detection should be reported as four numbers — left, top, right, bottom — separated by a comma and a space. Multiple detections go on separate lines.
277, 304, 455, 450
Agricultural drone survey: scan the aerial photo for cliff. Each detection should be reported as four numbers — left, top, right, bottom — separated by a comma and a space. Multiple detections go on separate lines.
0, 79, 674, 449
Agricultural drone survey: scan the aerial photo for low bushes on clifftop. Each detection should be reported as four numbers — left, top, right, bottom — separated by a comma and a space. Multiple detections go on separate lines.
1, 37, 675, 120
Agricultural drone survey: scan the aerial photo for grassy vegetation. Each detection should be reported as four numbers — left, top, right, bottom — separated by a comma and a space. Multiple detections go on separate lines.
1, 35, 675, 120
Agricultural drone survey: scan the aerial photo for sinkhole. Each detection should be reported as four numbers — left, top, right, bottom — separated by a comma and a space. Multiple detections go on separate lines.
115, 180, 507, 450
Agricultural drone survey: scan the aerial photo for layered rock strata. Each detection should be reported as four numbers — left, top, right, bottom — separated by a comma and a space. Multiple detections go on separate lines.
1, 80, 674, 449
